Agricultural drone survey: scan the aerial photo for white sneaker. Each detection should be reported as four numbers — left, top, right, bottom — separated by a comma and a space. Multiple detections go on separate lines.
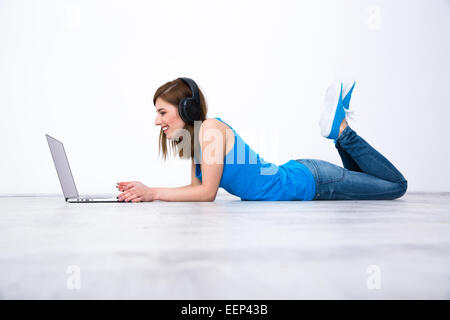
319, 81, 345, 140
319, 81, 357, 141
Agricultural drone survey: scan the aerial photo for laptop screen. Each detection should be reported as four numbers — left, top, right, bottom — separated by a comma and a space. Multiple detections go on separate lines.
46, 134, 79, 200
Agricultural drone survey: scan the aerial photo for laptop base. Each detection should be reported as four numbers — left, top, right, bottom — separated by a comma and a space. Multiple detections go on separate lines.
67, 198, 119, 203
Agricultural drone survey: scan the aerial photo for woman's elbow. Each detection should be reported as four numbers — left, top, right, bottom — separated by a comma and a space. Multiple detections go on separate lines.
205, 193, 217, 202
204, 188, 218, 202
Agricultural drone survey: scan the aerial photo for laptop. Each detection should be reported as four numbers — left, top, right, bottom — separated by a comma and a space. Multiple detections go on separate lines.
46, 134, 119, 203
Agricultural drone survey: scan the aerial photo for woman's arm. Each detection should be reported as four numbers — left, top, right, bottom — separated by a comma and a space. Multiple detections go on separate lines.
155, 120, 226, 201
118, 183, 216, 202
191, 157, 202, 186
117, 119, 226, 202
153, 184, 215, 202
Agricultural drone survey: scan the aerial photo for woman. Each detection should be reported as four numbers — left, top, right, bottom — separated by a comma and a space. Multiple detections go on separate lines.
116, 77, 407, 202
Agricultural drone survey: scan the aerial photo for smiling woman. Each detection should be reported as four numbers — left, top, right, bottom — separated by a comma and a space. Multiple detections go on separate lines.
116, 77, 408, 203
153, 78, 208, 160
117, 77, 222, 203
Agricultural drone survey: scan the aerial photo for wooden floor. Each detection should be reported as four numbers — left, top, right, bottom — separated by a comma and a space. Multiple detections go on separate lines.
0, 191, 449, 299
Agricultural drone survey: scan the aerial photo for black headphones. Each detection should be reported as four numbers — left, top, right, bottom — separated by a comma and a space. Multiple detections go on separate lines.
177, 77, 202, 125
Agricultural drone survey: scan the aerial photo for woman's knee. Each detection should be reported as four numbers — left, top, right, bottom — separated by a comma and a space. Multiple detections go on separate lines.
393, 179, 408, 199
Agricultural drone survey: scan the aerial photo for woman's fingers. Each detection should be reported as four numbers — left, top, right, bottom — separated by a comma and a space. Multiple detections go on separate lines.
116, 182, 142, 199
123, 193, 139, 202
117, 182, 132, 192
118, 190, 131, 201
117, 190, 144, 202
117, 181, 137, 191
117, 182, 131, 187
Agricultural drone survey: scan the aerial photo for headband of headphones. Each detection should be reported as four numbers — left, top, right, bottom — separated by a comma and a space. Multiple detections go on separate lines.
177, 77, 202, 124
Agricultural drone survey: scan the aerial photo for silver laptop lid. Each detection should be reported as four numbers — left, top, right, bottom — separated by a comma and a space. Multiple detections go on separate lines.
46, 134, 79, 200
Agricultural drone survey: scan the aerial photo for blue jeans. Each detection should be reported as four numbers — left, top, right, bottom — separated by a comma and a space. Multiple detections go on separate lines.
296, 126, 408, 200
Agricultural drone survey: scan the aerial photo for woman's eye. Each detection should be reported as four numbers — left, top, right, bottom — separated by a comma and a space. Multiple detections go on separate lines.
160, 112, 166, 115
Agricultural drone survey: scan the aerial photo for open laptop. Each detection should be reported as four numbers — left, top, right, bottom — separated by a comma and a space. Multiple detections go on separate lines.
46, 134, 119, 203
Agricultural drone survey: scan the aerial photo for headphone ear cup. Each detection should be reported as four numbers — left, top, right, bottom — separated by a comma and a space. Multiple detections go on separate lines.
177, 77, 202, 124
179, 98, 200, 124
179, 98, 192, 124
186, 98, 201, 120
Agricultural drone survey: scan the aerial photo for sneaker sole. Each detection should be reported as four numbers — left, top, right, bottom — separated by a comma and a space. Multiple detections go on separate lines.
320, 82, 343, 138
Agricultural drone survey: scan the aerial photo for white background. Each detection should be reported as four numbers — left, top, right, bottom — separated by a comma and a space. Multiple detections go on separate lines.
0, 0, 449, 195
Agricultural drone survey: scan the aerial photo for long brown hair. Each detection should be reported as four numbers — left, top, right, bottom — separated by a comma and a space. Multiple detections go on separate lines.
153, 78, 208, 160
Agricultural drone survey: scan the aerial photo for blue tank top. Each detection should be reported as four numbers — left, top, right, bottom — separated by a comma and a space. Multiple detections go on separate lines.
194, 117, 316, 201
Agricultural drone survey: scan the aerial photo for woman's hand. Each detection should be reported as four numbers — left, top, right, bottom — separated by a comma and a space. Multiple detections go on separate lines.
116, 181, 156, 202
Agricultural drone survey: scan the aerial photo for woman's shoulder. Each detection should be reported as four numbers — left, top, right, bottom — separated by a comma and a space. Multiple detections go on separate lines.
201, 118, 232, 132
199, 118, 235, 155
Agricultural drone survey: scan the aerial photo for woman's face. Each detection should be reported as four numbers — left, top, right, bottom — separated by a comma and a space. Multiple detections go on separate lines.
154, 97, 186, 140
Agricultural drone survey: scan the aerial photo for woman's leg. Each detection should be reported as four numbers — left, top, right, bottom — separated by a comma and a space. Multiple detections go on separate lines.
335, 125, 407, 184
296, 158, 407, 200
335, 143, 363, 172
295, 126, 407, 200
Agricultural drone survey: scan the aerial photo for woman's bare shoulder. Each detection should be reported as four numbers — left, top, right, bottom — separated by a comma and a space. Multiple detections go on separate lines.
200, 118, 235, 155
201, 118, 231, 132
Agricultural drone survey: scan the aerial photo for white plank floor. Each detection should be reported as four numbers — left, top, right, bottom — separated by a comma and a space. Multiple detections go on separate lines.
0, 191, 449, 299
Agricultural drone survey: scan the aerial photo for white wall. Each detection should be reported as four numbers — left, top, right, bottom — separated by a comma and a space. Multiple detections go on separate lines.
1, 0, 449, 195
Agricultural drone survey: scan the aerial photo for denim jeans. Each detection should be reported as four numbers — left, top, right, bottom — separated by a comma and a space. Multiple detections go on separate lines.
296, 126, 408, 200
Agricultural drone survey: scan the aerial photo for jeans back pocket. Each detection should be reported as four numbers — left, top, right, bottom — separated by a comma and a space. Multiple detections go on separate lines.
311, 159, 345, 185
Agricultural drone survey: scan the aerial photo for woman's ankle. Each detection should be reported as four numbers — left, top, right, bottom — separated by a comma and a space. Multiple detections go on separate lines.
339, 119, 348, 137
